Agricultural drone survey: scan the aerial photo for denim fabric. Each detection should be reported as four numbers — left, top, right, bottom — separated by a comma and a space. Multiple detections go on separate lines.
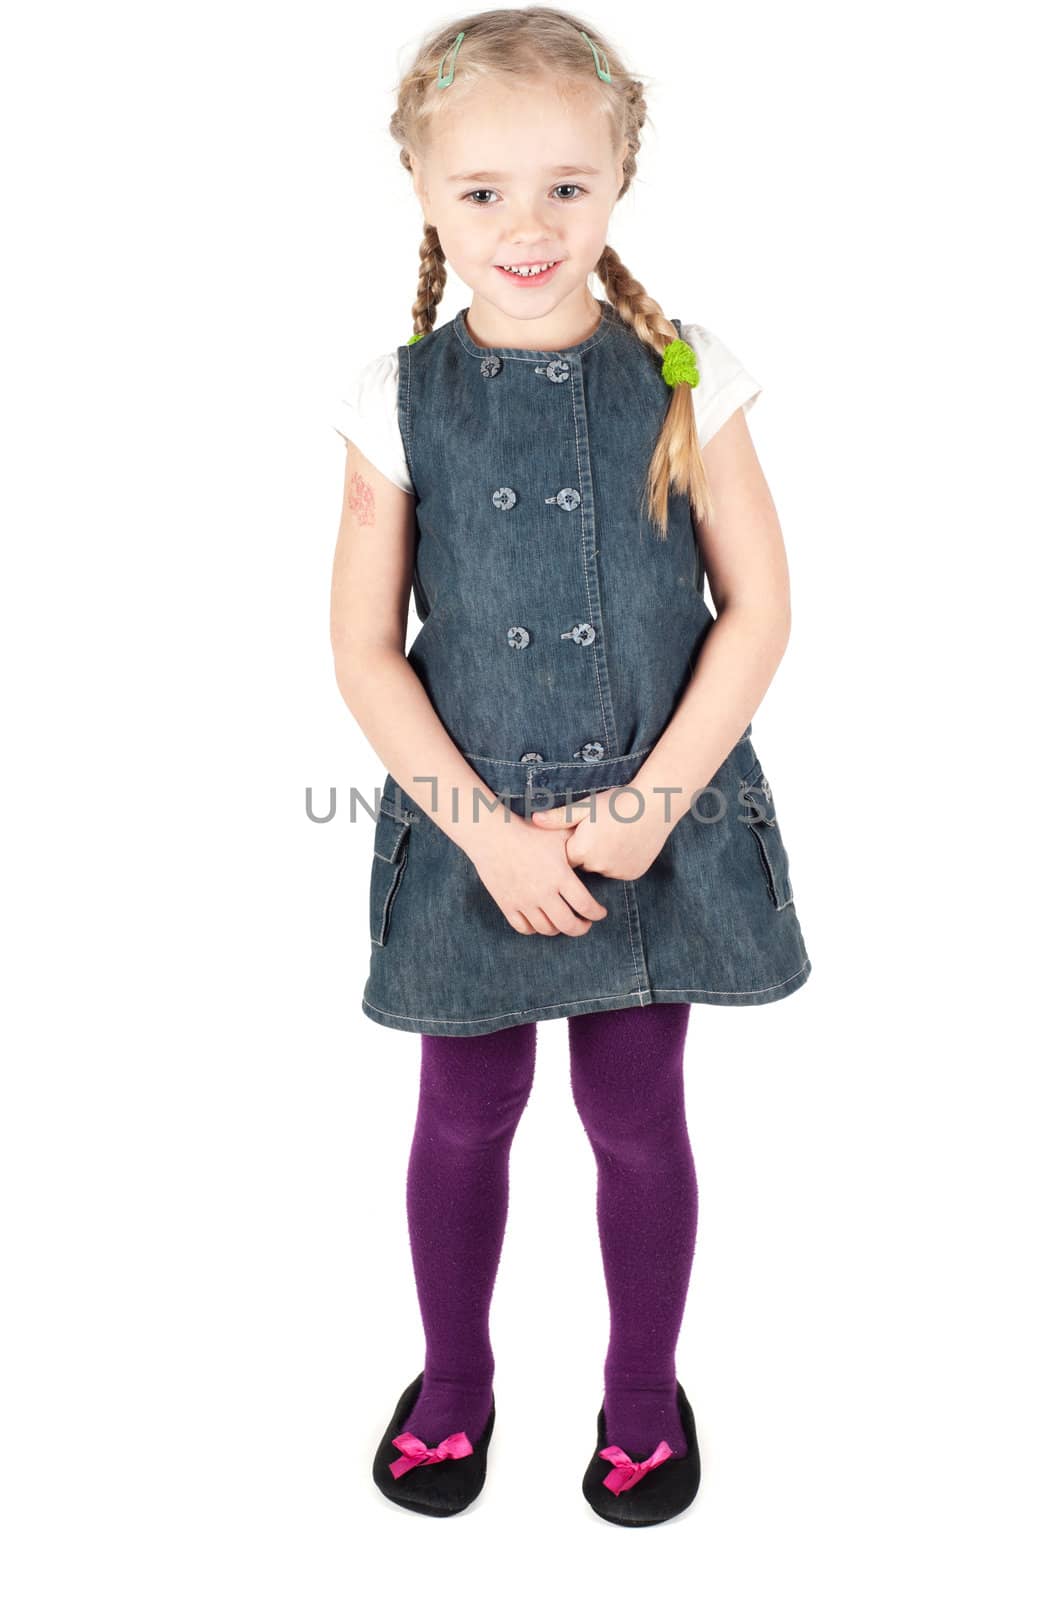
363, 298, 811, 1036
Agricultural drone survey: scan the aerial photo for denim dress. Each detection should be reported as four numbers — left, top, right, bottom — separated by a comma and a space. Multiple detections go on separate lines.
363, 298, 811, 1036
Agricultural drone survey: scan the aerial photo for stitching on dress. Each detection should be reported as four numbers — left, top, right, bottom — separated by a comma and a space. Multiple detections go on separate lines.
620, 879, 648, 993
451, 304, 617, 361
569, 359, 613, 752
362, 958, 811, 1026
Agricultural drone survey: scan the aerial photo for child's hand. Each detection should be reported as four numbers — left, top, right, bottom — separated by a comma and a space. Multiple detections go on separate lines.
466, 812, 610, 937
529, 789, 672, 881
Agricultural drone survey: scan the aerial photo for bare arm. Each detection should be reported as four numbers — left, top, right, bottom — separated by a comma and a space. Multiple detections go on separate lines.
330, 439, 509, 852
630, 406, 792, 827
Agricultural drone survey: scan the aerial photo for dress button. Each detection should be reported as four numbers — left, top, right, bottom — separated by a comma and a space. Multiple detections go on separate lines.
493, 486, 517, 510
480, 354, 502, 378
574, 741, 605, 762
544, 487, 581, 511
534, 358, 571, 383
561, 622, 596, 646
520, 751, 544, 764
507, 626, 531, 649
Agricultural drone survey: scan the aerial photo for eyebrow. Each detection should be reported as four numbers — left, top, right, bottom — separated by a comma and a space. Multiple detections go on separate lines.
446, 165, 602, 182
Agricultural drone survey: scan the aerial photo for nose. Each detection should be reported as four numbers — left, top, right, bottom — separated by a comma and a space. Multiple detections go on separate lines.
503, 201, 555, 248
506, 233, 553, 252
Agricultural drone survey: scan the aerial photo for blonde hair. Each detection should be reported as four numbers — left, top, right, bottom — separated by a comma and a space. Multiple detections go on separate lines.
387, 6, 713, 538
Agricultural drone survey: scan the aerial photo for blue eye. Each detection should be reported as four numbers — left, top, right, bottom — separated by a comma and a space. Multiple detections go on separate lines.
462, 184, 587, 206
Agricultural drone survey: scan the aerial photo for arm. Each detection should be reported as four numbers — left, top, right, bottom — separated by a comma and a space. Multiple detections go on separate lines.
329, 439, 507, 857
632, 406, 792, 828
330, 440, 608, 934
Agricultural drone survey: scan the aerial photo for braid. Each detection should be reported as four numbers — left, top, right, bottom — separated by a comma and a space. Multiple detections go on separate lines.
411, 223, 448, 339
595, 245, 714, 537
595, 245, 677, 353
618, 78, 648, 196
394, 138, 448, 340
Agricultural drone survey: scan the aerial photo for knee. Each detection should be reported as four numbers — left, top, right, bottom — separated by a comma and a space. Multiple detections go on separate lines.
420, 1063, 535, 1150
571, 1076, 687, 1167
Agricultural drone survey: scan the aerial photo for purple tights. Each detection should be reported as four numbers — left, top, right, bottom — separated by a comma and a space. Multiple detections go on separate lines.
399, 1002, 697, 1460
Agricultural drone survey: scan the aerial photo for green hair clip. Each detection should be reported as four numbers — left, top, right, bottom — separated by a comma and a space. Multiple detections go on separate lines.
579, 31, 612, 82
661, 337, 700, 389
437, 31, 465, 87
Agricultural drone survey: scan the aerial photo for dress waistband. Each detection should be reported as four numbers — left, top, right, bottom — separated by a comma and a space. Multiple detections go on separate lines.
460, 724, 754, 805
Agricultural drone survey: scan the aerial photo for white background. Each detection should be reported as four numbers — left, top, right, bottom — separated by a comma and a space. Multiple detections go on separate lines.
3, 1, 1061, 1593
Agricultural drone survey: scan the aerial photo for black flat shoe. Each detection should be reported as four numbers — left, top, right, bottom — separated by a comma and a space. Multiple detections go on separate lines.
372, 1372, 495, 1517
582, 1380, 701, 1526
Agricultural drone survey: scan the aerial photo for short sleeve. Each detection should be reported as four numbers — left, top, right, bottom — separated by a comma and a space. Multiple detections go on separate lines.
681, 323, 762, 448
330, 350, 413, 494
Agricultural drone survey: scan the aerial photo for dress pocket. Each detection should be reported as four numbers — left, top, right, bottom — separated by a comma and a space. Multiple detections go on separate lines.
369, 798, 413, 947
737, 757, 795, 911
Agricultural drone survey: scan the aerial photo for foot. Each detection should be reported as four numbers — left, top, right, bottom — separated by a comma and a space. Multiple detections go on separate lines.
374, 1373, 496, 1516
583, 1381, 701, 1525
604, 1378, 688, 1460
400, 1370, 494, 1450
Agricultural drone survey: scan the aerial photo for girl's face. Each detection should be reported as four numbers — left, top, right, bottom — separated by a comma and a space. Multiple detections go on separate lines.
410, 77, 626, 343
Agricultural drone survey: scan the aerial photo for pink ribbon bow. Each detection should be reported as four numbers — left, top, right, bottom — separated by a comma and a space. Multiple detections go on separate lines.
389, 1429, 474, 1479
599, 1439, 675, 1494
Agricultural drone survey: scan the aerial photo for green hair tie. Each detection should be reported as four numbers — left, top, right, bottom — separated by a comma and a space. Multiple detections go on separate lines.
661, 337, 699, 389
407, 333, 424, 344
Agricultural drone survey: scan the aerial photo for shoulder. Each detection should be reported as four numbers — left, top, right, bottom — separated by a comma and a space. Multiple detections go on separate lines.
330, 350, 410, 494
345, 348, 400, 398
678, 321, 763, 448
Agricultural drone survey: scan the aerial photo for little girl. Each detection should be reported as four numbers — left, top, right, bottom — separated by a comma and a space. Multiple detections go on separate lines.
329, 7, 811, 1526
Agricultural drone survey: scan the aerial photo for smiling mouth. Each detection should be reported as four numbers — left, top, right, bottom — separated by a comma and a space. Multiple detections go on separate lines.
496, 260, 562, 277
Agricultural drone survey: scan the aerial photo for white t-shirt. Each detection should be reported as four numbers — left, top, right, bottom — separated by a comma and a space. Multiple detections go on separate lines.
331, 319, 761, 494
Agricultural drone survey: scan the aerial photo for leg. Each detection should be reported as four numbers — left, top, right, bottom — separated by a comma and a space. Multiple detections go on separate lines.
400, 1021, 537, 1447
568, 1002, 698, 1458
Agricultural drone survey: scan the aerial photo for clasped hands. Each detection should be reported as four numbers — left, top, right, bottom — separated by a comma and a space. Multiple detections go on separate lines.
467, 786, 674, 939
